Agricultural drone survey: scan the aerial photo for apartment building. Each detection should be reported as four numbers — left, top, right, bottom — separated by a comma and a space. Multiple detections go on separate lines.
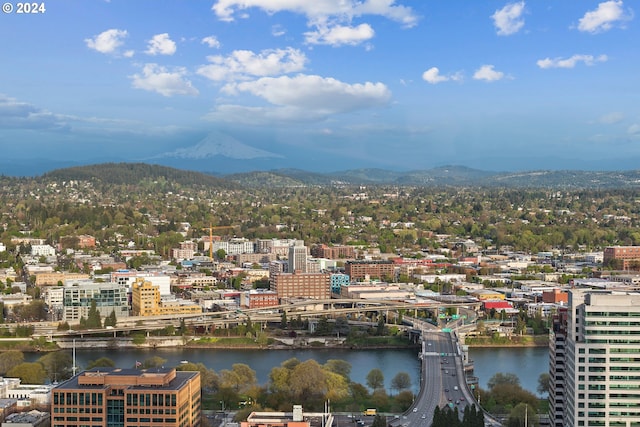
548, 306, 568, 427
62, 280, 129, 322
558, 289, 640, 426
271, 272, 331, 301
603, 246, 640, 270
310, 244, 355, 259
51, 367, 201, 427
344, 260, 395, 282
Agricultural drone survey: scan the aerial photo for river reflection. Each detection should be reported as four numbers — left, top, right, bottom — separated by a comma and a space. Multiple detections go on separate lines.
29, 345, 547, 396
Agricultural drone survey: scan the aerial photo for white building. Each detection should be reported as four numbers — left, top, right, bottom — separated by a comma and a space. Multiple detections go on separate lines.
110, 270, 171, 296
30, 244, 56, 257
212, 238, 255, 256
561, 289, 640, 426
62, 280, 129, 322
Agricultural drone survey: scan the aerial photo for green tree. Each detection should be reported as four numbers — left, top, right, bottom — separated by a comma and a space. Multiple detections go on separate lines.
390, 372, 411, 394
507, 403, 539, 427
7, 362, 47, 384
86, 300, 102, 329
103, 310, 117, 327
220, 363, 257, 394
372, 414, 386, 427
38, 351, 73, 382
366, 368, 384, 391
0, 350, 24, 375
176, 362, 219, 391
86, 357, 116, 370
323, 359, 351, 380
537, 372, 550, 395
142, 356, 167, 369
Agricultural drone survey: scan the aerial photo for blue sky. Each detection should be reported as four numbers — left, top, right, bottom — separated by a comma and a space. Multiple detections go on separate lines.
1, 0, 638, 175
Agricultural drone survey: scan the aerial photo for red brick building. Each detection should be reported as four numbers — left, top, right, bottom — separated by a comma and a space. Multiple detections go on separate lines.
271, 272, 331, 301
310, 244, 355, 259
542, 289, 568, 304
603, 246, 640, 270
344, 260, 395, 281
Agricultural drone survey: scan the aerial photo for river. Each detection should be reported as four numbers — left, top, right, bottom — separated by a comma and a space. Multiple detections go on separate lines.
29, 346, 549, 396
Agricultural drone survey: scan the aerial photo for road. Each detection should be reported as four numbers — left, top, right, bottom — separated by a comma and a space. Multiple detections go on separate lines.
390, 327, 501, 427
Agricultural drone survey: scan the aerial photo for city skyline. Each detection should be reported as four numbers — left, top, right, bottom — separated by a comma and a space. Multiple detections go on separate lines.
1, 0, 639, 175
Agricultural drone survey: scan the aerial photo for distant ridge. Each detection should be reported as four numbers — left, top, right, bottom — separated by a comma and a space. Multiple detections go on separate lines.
35, 162, 640, 189
42, 163, 233, 188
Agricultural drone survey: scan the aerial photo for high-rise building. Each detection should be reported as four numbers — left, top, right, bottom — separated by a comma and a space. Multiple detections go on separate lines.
553, 289, 640, 427
548, 306, 568, 427
288, 244, 308, 273
51, 367, 201, 427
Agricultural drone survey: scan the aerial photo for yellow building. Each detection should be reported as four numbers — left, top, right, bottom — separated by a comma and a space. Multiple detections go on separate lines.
131, 278, 201, 316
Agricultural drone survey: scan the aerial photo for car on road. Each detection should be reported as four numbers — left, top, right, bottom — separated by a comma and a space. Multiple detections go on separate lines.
413, 408, 418, 412
421, 414, 426, 419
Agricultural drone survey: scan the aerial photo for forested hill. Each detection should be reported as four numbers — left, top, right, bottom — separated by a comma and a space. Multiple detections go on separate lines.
42, 163, 233, 188
33, 163, 640, 189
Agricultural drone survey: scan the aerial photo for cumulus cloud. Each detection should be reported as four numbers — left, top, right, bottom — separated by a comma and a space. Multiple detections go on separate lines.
85, 29, 128, 54
473, 65, 505, 82
130, 64, 199, 97
628, 124, 640, 136
492, 1, 526, 35
208, 74, 391, 123
577, 0, 633, 33
202, 36, 221, 48
145, 33, 177, 56
536, 54, 608, 69
305, 23, 374, 46
211, 0, 417, 49
197, 47, 307, 81
211, 0, 418, 27
421, 67, 462, 84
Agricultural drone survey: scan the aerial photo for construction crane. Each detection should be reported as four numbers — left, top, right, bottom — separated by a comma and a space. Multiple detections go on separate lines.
203, 224, 238, 259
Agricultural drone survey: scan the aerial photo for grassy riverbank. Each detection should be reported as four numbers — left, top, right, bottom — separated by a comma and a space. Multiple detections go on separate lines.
464, 334, 549, 347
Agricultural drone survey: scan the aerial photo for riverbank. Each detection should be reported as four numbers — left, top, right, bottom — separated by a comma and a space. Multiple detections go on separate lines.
463, 334, 549, 348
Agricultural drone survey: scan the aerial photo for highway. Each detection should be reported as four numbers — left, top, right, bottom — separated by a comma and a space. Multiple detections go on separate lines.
390, 323, 501, 427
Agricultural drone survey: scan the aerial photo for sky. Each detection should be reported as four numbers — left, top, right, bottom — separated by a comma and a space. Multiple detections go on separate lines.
1, 0, 639, 175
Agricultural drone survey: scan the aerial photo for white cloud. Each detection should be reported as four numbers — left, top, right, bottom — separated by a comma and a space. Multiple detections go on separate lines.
202, 36, 221, 48
211, 74, 391, 123
305, 23, 374, 46
85, 29, 128, 54
272, 25, 286, 37
211, 0, 418, 28
197, 47, 307, 81
492, 1, 526, 36
421, 67, 462, 84
473, 65, 505, 82
536, 54, 608, 69
599, 112, 625, 124
130, 64, 199, 97
629, 124, 640, 135
577, 0, 632, 33
145, 33, 177, 56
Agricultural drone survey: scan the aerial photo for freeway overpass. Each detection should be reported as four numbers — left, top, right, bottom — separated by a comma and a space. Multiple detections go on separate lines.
34, 297, 480, 339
